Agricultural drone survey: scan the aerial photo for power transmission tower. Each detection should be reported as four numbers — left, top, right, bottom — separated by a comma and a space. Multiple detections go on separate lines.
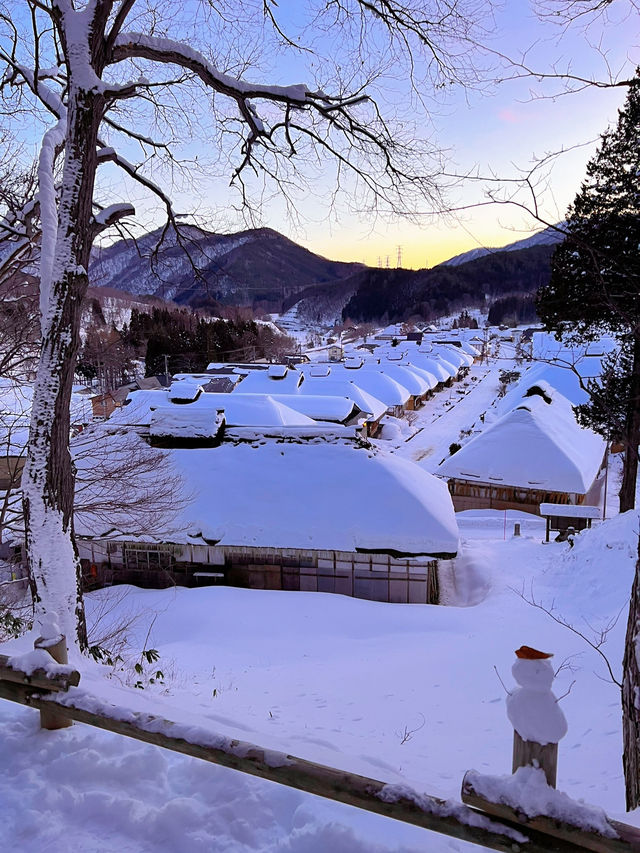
397, 245, 402, 268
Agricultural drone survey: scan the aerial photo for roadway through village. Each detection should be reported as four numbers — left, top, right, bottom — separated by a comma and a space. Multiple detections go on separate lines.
383, 363, 503, 474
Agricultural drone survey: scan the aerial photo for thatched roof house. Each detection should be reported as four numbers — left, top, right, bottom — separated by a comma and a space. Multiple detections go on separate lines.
438, 383, 606, 513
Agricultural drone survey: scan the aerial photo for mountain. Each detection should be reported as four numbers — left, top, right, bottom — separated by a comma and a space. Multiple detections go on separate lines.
89, 225, 361, 313
440, 224, 565, 267
342, 243, 557, 324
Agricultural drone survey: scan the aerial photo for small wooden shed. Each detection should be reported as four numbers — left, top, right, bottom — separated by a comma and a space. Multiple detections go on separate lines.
539, 503, 601, 542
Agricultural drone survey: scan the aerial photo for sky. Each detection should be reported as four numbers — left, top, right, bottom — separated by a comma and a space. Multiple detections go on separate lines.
269, 0, 639, 267
11, 0, 637, 270
144, 0, 639, 268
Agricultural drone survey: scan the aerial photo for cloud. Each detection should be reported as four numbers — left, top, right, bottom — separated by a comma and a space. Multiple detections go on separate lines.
498, 108, 520, 123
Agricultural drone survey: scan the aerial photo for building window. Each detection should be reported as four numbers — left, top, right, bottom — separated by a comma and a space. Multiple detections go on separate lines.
124, 547, 174, 572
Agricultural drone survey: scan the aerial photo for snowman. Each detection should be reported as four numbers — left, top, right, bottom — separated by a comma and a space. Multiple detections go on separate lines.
506, 646, 568, 747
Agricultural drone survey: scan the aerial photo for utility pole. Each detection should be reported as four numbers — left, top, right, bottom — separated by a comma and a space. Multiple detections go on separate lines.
163, 354, 170, 386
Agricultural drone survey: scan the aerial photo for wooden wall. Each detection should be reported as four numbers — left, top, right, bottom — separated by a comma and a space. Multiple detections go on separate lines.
78, 540, 440, 605
447, 479, 581, 515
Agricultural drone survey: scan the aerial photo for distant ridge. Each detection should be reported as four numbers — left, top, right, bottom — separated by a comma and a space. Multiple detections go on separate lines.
440, 224, 565, 267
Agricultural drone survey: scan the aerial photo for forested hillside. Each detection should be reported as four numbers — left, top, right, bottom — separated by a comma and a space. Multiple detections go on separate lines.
342, 244, 554, 323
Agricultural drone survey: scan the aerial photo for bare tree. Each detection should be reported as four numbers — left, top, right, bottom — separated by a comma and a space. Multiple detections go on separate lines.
1, 416, 186, 572
0, 383, 31, 547
0, 153, 41, 381
72, 427, 187, 538
0, 0, 501, 649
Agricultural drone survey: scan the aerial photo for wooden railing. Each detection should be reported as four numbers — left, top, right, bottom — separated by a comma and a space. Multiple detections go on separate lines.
1, 638, 639, 853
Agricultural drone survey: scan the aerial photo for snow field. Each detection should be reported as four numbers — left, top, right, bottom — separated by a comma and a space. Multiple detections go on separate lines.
1, 508, 638, 852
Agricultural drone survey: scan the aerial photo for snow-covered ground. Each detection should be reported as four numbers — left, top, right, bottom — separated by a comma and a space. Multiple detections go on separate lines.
1, 348, 637, 852
1, 507, 636, 852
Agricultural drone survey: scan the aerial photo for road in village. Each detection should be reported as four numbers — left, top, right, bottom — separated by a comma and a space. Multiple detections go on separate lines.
382, 362, 504, 474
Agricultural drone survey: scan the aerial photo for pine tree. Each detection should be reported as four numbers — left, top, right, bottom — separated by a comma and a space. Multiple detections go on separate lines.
536, 70, 640, 513
536, 72, 640, 811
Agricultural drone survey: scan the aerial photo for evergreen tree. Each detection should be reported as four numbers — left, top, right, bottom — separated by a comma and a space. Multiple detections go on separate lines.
574, 345, 633, 446
536, 70, 640, 514
536, 72, 640, 812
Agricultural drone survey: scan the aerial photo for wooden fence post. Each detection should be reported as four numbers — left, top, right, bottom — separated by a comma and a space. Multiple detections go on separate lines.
33, 633, 73, 730
512, 730, 558, 788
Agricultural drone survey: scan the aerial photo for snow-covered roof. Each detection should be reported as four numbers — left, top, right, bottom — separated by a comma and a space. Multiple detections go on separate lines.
499, 362, 599, 410
150, 406, 223, 441
106, 386, 351, 438
384, 349, 407, 362
168, 380, 204, 402
399, 362, 439, 390
172, 372, 242, 386
298, 377, 387, 421
80, 437, 459, 556
233, 366, 303, 394
266, 394, 359, 424
149, 394, 343, 442
428, 344, 473, 368
377, 364, 433, 396
309, 364, 331, 377
458, 342, 481, 358
495, 378, 575, 419
344, 357, 364, 369
268, 364, 288, 379
404, 354, 452, 383
106, 389, 170, 428
189, 393, 318, 428
438, 390, 605, 494
328, 366, 411, 408
532, 331, 617, 362
539, 503, 601, 519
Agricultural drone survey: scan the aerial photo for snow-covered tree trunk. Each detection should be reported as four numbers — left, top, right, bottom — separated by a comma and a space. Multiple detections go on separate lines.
22, 14, 106, 651
623, 536, 640, 809
619, 336, 640, 514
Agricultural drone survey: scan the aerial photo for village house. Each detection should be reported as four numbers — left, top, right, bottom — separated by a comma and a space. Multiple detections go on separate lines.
229, 367, 389, 437
231, 363, 305, 394
91, 376, 168, 419
323, 361, 412, 418
76, 408, 459, 605
403, 352, 455, 389
375, 362, 434, 408
295, 375, 387, 436
437, 382, 606, 514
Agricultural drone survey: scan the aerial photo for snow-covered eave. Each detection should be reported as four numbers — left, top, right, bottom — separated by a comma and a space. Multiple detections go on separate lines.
225, 426, 357, 441
76, 532, 456, 560
437, 472, 590, 496
355, 546, 457, 560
